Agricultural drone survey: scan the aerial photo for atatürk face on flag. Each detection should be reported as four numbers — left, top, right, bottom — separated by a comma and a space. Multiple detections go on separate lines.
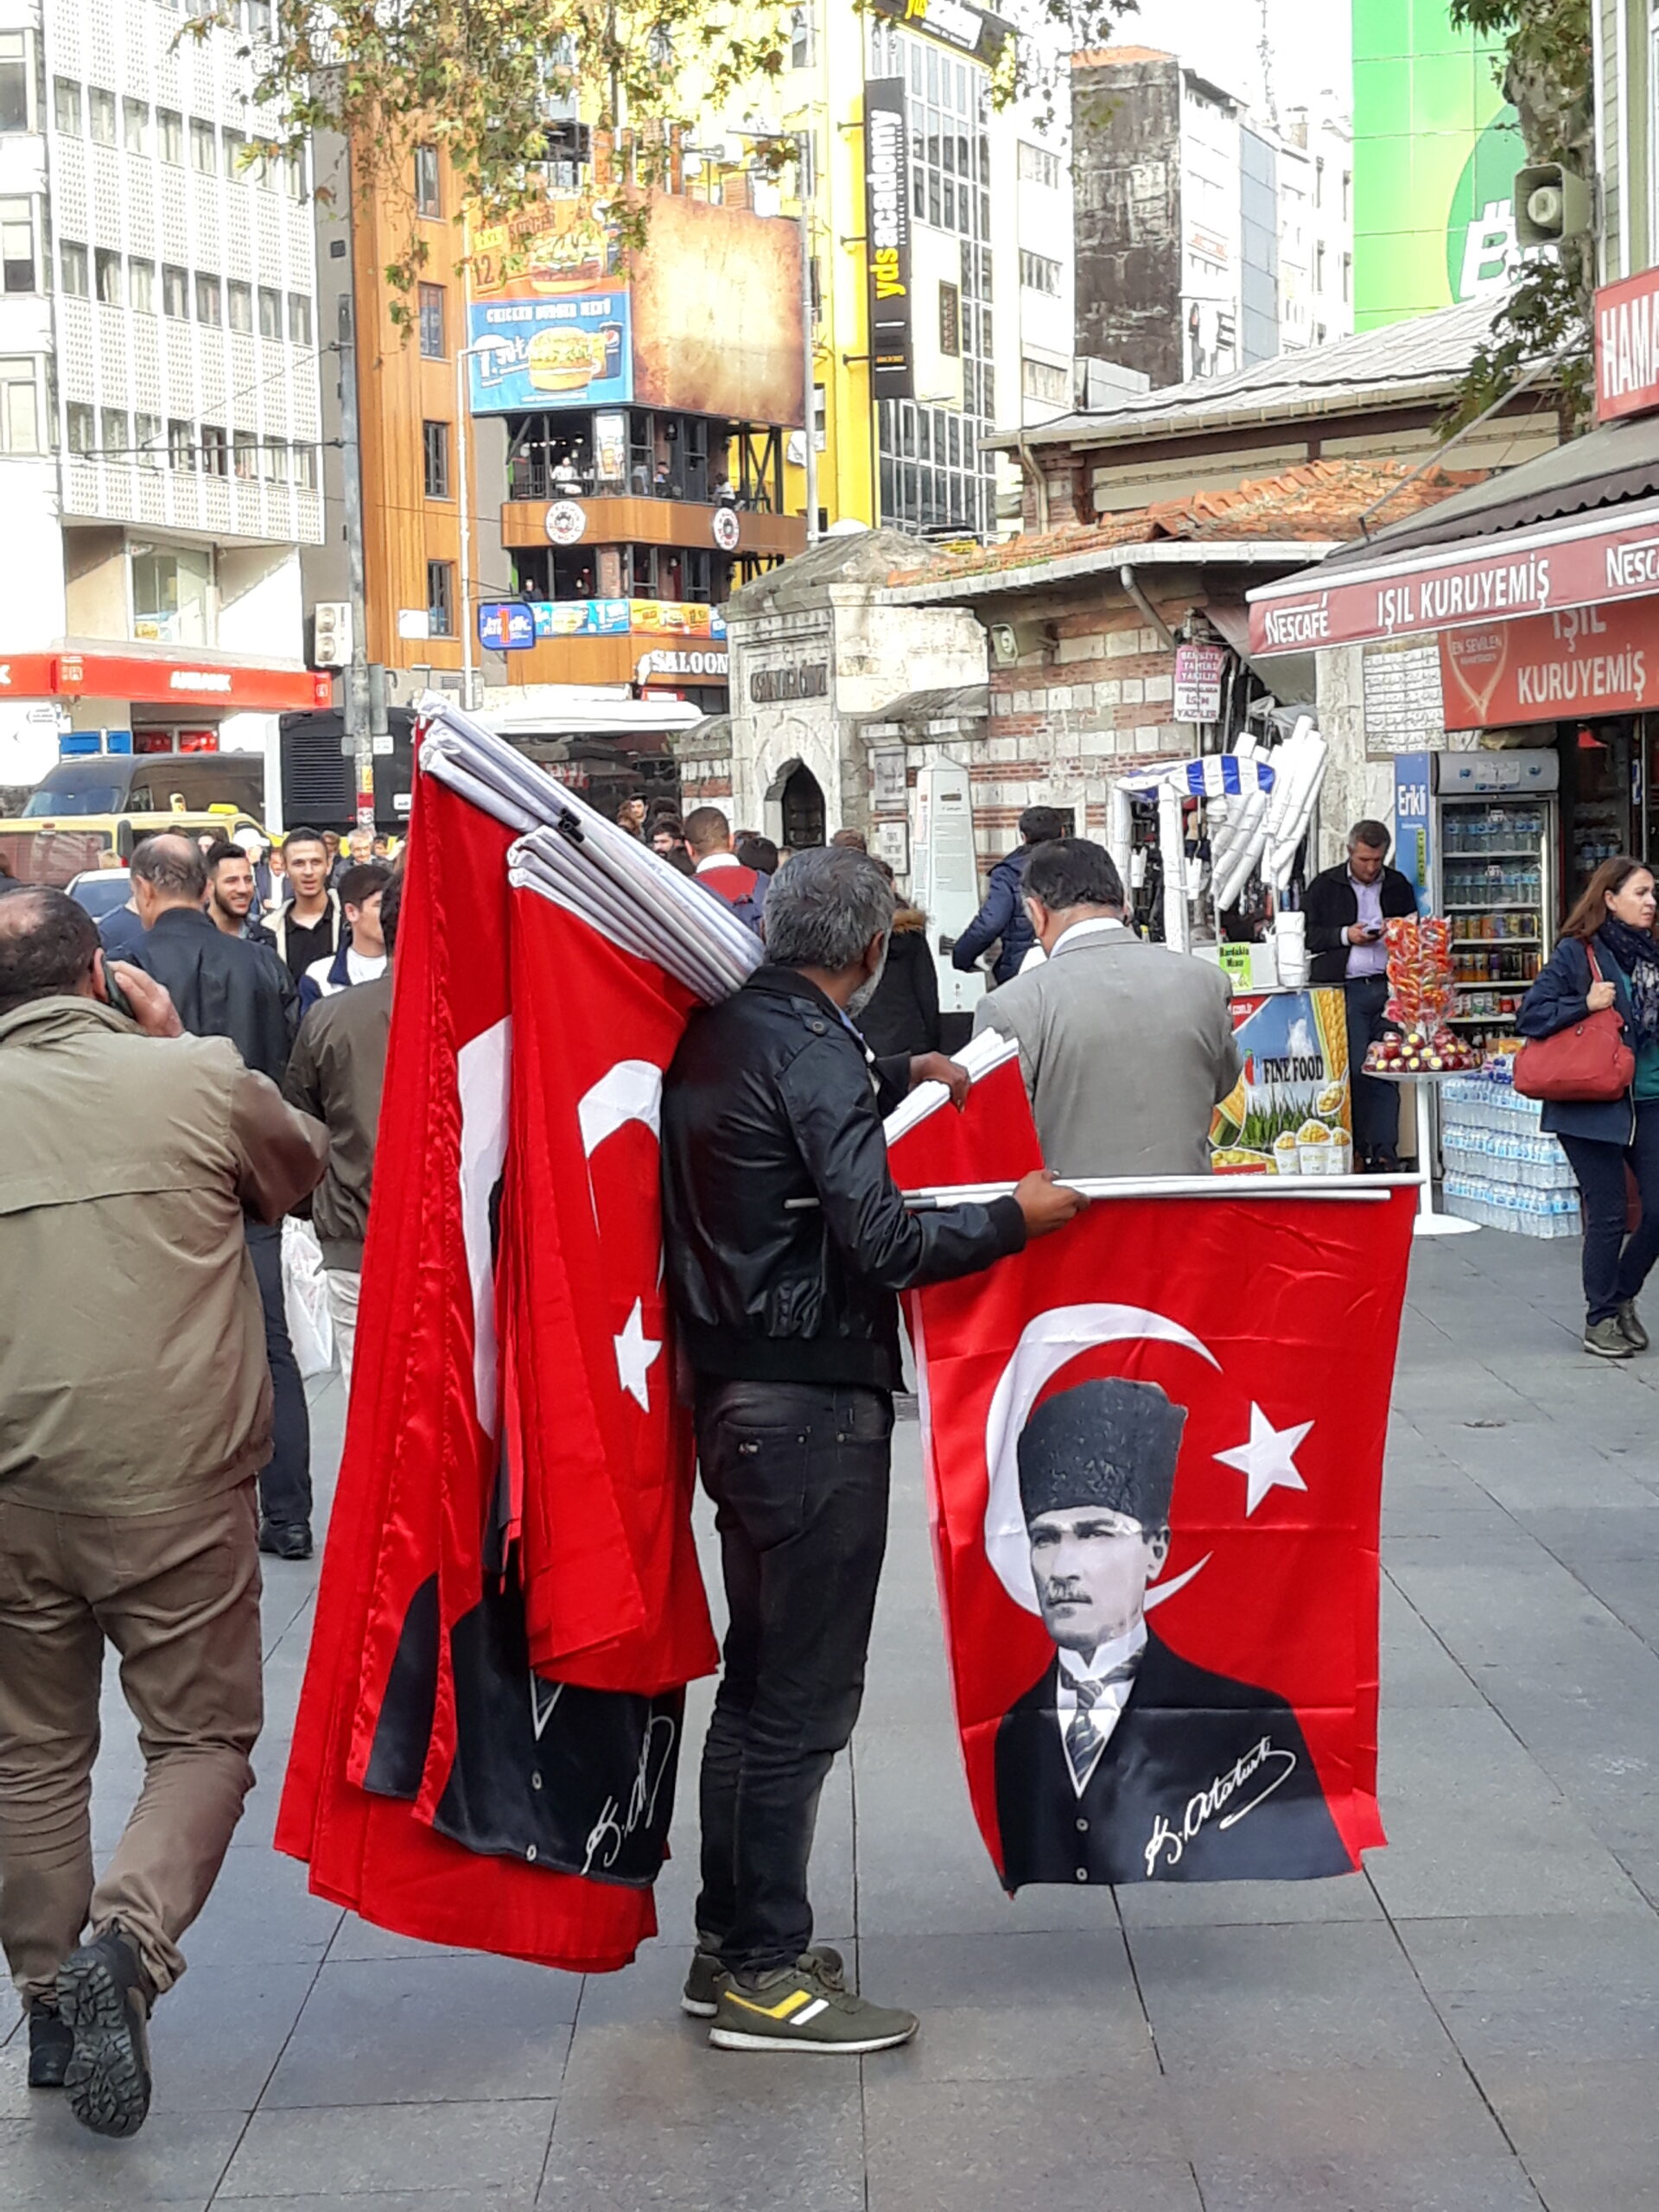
994, 1376, 1350, 1890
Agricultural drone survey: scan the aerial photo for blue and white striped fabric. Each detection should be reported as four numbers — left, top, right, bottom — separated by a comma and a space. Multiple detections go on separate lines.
1116, 754, 1277, 798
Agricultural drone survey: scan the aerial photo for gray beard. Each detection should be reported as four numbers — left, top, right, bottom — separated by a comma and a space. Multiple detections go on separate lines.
847, 944, 889, 1020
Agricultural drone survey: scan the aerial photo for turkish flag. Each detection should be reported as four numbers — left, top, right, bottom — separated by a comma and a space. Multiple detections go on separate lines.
897, 1081, 1413, 1888
278, 760, 704, 1968
505, 880, 717, 1694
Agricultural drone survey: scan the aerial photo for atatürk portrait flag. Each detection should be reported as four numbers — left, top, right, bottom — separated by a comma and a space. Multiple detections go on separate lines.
896, 1077, 1414, 1888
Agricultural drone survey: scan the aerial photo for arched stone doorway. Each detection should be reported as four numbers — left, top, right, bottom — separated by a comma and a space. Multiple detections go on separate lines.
780, 763, 826, 849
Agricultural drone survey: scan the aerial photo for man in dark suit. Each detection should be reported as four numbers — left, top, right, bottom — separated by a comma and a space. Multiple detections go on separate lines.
994, 1376, 1351, 1889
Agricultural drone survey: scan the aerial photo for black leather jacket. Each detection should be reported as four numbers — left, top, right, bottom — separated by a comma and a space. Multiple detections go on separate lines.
135, 906, 299, 1086
662, 965, 1026, 1390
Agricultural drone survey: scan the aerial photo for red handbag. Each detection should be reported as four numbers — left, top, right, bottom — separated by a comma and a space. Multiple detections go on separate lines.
1514, 947, 1636, 1103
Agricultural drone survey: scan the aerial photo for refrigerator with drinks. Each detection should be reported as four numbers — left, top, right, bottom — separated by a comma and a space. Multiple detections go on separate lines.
1431, 753, 1560, 1056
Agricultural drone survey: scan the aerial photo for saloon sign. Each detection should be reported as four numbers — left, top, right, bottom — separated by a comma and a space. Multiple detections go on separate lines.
1249, 495, 1659, 655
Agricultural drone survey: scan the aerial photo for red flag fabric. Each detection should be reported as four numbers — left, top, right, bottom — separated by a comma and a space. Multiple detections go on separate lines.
885, 1049, 1043, 1192
505, 882, 717, 1693
898, 1079, 1413, 1888
277, 760, 707, 1969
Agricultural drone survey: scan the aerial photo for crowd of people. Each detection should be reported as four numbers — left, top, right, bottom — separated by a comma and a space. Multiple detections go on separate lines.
10, 781, 1659, 2132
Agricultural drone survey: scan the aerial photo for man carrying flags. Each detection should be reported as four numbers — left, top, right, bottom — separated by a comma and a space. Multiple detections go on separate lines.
661, 844, 1084, 2053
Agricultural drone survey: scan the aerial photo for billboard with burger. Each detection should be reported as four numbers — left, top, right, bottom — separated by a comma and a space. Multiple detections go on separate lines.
467, 193, 800, 426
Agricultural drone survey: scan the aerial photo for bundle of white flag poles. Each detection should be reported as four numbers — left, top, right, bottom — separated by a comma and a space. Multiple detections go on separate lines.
417, 695, 761, 1003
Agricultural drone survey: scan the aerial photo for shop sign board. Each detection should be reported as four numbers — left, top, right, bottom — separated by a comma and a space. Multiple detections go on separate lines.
1249, 495, 1659, 652
1393, 753, 1434, 914
1595, 266, 1659, 423
1441, 600, 1659, 727
1173, 642, 1226, 721
635, 647, 728, 681
865, 79, 914, 402
868, 0, 1009, 57
528, 599, 729, 639
1211, 986, 1352, 1174
872, 747, 908, 810
477, 601, 537, 652
0, 650, 327, 711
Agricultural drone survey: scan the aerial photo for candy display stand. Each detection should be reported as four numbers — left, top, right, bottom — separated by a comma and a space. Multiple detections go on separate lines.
1363, 916, 1481, 1239
1363, 1071, 1479, 1237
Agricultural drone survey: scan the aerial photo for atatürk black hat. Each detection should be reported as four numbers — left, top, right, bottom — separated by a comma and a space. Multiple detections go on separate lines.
1016, 1377, 1186, 1531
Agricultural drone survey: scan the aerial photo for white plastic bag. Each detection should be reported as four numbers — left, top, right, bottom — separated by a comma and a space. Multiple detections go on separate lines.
282, 1218, 335, 1379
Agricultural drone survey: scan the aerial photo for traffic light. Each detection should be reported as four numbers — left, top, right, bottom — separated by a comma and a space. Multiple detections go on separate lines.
313, 602, 352, 668
1514, 164, 1592, 250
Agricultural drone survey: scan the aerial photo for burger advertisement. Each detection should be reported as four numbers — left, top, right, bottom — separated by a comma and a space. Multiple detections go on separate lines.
467, 193, 801, 424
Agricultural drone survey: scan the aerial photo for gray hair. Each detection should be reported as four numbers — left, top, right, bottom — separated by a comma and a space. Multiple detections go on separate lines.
130, 833, 207, 902
763, 845, 896, 970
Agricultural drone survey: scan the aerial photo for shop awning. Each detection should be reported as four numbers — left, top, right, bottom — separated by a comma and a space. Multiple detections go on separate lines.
1248, 410, 1659, 655
0, 647, 331, 712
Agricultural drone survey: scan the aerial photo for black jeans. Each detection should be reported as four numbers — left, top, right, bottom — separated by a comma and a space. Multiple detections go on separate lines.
693, 1377, 893, 1977
1344, 975, 1400, 1159
1559, 1100, 1659, 1325
245, 1220, 313, 1529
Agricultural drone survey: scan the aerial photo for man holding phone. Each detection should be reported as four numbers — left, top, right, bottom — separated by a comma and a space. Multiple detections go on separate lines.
1304, 821, 1421, 1172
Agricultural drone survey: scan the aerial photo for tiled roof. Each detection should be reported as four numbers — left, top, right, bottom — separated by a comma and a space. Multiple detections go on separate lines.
885, 460, 1486, 588
1007, 297, 1507, 450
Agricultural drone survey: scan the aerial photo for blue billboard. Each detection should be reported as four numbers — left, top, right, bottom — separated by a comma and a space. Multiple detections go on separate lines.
478, 601, 537, 652
467, 289, 632, 414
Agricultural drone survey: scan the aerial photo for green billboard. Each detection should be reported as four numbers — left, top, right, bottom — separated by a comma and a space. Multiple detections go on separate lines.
1351, 0, 1524, 329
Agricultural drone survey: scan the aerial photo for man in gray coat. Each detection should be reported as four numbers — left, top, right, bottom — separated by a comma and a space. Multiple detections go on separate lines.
973, 838, 1241, 1178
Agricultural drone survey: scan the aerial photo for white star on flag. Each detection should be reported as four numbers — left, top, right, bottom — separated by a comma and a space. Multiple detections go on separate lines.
613, 1297, 663, 1412
1215, 1402, 1313, 1516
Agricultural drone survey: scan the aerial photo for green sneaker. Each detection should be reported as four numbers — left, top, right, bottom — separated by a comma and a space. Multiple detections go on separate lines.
683, 1942, 846, 2020
1618, 1300, 1650, 1351
709, 1952, 917, 2055
1586, 1316, 1636, 1360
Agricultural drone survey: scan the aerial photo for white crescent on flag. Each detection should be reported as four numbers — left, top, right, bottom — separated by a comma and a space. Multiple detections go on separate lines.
982, 1303, 1220, 1617
576, 1058, 665, 1411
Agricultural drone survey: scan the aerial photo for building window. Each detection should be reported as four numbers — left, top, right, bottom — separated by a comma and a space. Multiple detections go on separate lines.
53, 78, 79, 135
789, 5, 811, 67
244, 0, 273, 36
129, 257, 155, 314
1314, 154, 1325, 208
285, 149, 305, 201
1342, 168, 1351, 219
798, 131, 817, 200
938, 279, 960, 358
200, 423, 228, 476
293, 442, 317, 489
0, 359, 37, 452
123, 98, 148, 153
95, 248, 122, 306
219, 127, 244, 179
191, 118, 216, 173
1342, 250, 1351, 303
263, 436, 287, 481
134, 410, 162, 467
162, 264, 188, 319
195, 272, 221, 325
0, 200, 34, 292
287, 291, 312, 345
60, 240, 88, 296
423, 418, 450, 498
168, 417, 194, 471
1021, 355, 1069, 405
88, 86, 116, 144
100, 405, 127, 457
158, 108, 182, 164
1313, 238, 1325, 289
1018, 139, 1062, 189
226, 279, 252, 333
418, 282, 445, 358
233, 429, 257, 479
131, 543, 213, 645
0, 33, 30, 133
426, 559, 455, 635
66, 401, 94, 454
257, 285, 283, 338
414, 143, 441, 217
1019, 249, 1061, 296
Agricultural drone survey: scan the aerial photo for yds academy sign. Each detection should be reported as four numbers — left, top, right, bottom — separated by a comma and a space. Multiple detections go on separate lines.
865, 79, 914, 401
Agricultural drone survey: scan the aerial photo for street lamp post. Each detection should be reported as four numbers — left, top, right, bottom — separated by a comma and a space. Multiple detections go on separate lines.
453, 340, 494, 713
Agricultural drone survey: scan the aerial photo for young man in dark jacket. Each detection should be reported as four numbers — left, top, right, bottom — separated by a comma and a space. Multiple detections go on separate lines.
662, 844, 1083, 2054
130, 834, 313, 1560
1302, 820, 1419, 1170
950, 804, 1065, 984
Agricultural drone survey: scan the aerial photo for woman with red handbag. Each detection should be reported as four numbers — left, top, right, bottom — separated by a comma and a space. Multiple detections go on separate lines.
1516, 855, 1659, 1359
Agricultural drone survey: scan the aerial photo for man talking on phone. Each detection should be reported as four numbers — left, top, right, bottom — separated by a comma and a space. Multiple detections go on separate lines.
1304, 820, 1419, 1173
0, 889, 327, 2139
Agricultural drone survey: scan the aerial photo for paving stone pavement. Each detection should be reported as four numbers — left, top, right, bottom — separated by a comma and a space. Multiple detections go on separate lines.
6, 1229, 1659, 2209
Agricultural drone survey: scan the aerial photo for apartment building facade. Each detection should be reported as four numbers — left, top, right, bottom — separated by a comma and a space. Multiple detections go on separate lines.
0, 0, 324, 791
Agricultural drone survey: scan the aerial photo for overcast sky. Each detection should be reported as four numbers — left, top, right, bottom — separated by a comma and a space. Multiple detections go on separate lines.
1113, 0, 1351, 118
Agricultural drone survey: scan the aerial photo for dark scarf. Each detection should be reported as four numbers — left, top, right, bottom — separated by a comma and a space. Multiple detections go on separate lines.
1597, 918, 1659, 1046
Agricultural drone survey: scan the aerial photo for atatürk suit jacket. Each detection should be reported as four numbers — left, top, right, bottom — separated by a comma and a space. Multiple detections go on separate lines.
993, 1630, 1351, 1889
